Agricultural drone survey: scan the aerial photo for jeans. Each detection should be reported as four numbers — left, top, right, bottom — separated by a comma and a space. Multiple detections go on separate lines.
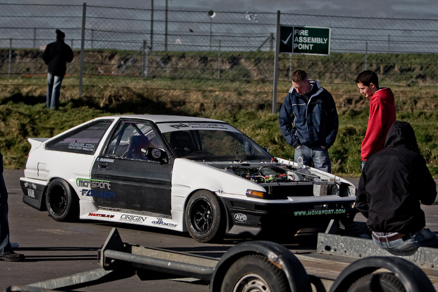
0, 174, 11, 256
46, 73, 64, 110
294, 145, 331, 173
372, 228, 438, 252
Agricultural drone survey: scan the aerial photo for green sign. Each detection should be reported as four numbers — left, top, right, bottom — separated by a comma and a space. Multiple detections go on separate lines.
280, 25, 330, 55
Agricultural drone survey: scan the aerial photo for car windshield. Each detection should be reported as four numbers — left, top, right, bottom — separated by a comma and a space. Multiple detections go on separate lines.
159, 122, 272, 162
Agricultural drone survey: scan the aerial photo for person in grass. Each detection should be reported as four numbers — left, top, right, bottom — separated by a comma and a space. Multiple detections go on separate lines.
355, 70, 396, 170
279, 70, 338, 173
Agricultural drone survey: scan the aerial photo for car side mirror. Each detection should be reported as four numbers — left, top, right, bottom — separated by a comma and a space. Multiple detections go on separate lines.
145, 148, 168, 164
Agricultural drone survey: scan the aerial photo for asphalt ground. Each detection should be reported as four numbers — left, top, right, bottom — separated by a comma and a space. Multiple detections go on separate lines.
1, 170, 438, 292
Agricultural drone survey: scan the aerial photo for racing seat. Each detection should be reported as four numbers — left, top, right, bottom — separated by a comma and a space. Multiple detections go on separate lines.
169, 131, 197, 157
123, 135, 150, 160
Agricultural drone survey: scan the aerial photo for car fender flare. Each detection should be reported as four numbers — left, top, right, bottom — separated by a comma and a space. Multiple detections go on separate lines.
182, 188, 230, 232
329, 256, 435, 292
210, 240, 312, 292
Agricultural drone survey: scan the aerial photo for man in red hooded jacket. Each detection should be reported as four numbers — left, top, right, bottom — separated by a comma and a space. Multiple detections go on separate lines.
355, 70, 396, 169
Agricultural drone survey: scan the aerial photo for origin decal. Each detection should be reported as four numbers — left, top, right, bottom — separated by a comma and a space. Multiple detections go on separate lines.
233, 213, 255, 225
97, 157, 114, 163
151, 218, 177, 228
88, 212, 115, 218
120, 214, 147, 223
81, 189, 116, 199
169, 123, 228, 130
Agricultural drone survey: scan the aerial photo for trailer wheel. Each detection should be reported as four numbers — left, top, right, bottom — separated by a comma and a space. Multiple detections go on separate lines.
347, 273, 406, 292
46, 178, 78, 221
221, 254, 291, 292
185, 190, 224, 243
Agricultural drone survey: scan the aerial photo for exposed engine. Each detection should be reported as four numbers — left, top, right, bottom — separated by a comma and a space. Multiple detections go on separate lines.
223, 165, 314, 183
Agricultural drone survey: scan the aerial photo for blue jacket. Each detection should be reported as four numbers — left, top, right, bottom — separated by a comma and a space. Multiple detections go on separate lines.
279, 80, 338, 149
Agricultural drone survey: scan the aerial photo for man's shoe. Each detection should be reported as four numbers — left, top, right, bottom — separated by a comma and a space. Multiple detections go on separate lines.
0, 251, 25, 262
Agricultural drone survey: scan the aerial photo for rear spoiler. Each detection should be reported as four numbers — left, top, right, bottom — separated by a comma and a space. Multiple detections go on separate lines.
28, 138, 49, 150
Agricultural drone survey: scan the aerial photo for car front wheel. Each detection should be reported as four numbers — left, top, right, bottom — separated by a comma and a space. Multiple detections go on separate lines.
45, 178, 78, 221
185, 190, 224, 243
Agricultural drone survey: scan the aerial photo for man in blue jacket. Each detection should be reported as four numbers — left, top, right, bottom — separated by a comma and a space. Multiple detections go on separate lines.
279, 70, 338, 173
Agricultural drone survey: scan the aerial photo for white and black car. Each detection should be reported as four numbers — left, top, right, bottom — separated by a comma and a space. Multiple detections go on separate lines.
20, 115, 356, 242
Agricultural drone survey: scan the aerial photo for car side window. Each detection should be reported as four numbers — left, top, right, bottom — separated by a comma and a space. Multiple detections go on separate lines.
45, 120, 113, 154
105, 121, 163, 160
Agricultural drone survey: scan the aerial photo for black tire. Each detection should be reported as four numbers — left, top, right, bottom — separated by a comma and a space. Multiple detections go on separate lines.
45, 178, 78, 222
221, 254, 291, 292
347, 273, 406, 292
185, 190, 224, 243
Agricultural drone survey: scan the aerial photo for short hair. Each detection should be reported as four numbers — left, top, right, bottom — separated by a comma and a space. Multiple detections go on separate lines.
56, 29, 65, 39
292, 70, 308, 83
355, 70, 379, 88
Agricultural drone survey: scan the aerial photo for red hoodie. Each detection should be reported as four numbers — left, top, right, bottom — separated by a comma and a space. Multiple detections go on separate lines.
361, 87, 396, 161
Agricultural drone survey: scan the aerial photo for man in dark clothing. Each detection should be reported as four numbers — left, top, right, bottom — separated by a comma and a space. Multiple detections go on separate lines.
279, 70, 338, 173
0, 153, 24, 261
356, 121, 438, 252
42, 29, 74, 110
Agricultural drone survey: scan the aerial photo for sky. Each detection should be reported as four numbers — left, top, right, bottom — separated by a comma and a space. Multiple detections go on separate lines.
3, 0, 438, 19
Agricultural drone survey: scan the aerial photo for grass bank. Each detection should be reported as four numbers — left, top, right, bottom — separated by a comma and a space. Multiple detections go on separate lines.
1, 95, 438, 177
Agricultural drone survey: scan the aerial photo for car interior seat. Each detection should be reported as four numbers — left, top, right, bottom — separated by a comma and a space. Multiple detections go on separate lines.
169, 131, 197, 157
123, 135, 150, 160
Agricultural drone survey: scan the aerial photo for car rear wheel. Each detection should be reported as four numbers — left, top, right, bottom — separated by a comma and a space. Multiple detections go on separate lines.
347, 272, 406, 292
221, 254, 291, 292
185, 190, 224, 243
45, 178, 78, 222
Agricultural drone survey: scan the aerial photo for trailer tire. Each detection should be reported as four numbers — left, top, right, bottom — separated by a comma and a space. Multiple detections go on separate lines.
347, 272, 406, 292
221, 254, 291, 292
46, 178, 78, 222
185, 190, 224, 243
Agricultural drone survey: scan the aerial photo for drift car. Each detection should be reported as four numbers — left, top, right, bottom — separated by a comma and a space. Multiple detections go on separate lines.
20, 115, 356, 242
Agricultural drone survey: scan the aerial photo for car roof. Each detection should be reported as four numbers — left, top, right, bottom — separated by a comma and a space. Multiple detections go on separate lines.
95, 115, 226, 124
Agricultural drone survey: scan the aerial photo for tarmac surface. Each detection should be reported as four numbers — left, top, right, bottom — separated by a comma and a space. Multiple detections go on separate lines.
1, 170, 437, 292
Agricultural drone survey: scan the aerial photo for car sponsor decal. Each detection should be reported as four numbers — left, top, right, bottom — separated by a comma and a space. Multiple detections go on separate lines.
120, 214, 147, 223
97, 157, 114, 163
77, 178, 111, 190
68, 141, 96, 152
233, 213, 255, 225
234, 213, 247, 222
81, 189, 116, 199
88, 212, 115, 218
169, 123, 228, 130
151, 218, 177, 228
294, 208, 346, 216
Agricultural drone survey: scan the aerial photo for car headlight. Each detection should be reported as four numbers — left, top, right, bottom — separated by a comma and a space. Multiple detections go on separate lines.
246, 189, 267, 199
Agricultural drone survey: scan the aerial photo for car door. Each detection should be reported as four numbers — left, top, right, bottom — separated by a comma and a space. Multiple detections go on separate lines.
90, 119, 172, 216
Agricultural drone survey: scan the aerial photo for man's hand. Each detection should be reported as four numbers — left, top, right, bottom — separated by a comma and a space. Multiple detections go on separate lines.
321, 145, 327, 149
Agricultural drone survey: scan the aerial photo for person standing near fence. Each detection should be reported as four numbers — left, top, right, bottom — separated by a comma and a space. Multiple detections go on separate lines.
355, 70, 396, 170
42, 29, 74, 110
279, 70, 339, 173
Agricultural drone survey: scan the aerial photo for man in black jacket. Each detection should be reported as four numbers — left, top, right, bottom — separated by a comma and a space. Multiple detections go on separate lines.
356, 121, 438, 252
42, 29, 74, 110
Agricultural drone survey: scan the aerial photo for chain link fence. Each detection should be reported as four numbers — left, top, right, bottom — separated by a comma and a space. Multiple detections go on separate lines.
1, 3, 438, 111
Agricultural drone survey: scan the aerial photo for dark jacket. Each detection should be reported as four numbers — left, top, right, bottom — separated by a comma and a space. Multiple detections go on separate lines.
356, 121, 436, 234
42, 39, 74, 76
279, 80, 338, 149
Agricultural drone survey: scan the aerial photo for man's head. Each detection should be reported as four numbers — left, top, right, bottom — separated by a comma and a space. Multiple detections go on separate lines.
355, 70, 379, 98
291, 70, 311, 96
56, 29, 65, 40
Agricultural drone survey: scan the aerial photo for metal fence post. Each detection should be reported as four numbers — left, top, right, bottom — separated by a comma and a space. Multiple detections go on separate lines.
79, 2, 86, 97
142, 40, 148, 78
218, 40, 221, 79
9, 38, 12, 78
365, 41, 368, 70
272, 11, 280, 114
